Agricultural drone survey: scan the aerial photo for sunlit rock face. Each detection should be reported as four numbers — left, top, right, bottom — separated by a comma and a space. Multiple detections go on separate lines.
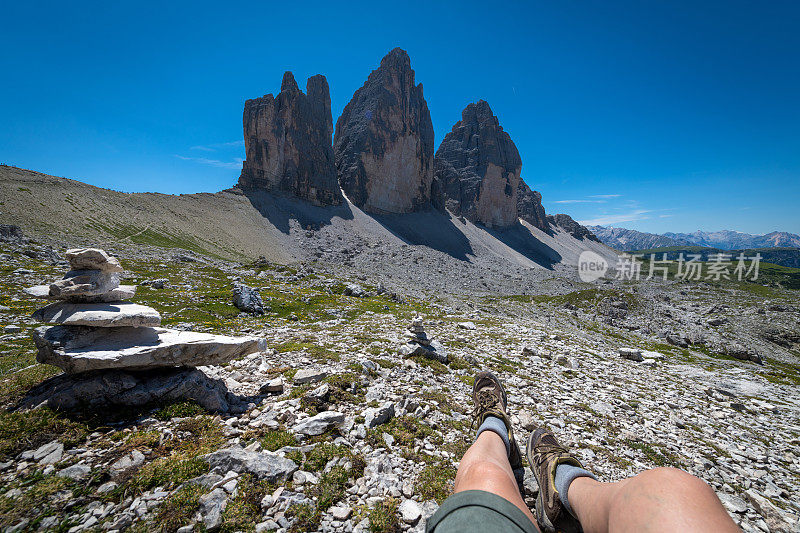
433, 100, 522, 228
334, 48, 434, 213
239, 72, 341, 206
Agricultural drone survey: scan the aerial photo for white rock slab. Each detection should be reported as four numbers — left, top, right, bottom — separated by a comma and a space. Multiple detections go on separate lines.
293, 369, 328, 384
292, 411, 345, 436
65, 248, 123, 273
24, 284, 137, 302
32, 301, 161, 327
49, 270, 120, 299
32, 325, 266, 373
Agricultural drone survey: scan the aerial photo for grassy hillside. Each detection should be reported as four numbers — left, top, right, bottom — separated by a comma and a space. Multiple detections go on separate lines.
632, 245, 800, 269
633, 253, 800, 291
0, 165, 295, 262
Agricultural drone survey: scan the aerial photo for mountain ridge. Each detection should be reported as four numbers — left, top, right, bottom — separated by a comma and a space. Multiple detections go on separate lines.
589, 225, 800, 251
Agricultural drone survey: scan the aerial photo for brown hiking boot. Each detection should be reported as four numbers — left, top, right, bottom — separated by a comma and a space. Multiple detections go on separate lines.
471, 371, 523, 473
526, 428, 585, 533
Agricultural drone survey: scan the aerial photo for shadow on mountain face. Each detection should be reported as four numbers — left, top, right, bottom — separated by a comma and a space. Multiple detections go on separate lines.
370, 208, 475, 262
485, 223, 562, 269
238, 188, 354, 234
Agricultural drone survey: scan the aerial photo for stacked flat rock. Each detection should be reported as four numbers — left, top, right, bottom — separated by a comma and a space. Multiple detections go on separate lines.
404, 315, 431, 346
26, 248, 265, 373
399, 315, 448, 363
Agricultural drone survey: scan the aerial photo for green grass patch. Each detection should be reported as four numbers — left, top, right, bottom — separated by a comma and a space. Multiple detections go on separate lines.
125, 455, 208, 494
219, 474, 275, 532
417, 460, 457, 503
0, 407, 89, 461
409, 355, 449, 375
0, 472, 79, 529
154, 400, 206, 421
260, 429, 297, 452
367, 416, 442, 448
322, 372, 367, 404
368, 497, 401, 533
155, 483, 205, 533
622, 438, 684, 468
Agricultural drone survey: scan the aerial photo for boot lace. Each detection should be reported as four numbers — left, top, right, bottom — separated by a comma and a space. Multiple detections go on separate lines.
471, 388, 503, 427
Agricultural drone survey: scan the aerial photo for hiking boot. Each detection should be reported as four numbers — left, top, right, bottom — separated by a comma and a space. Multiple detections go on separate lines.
526, 428, 585, 533
471, 372, 523, 473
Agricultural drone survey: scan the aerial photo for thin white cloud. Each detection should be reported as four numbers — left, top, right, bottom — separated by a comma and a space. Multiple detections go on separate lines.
578, 209, 651, 226
190, 140, 245, 152
552, 199, 605, 204
175, 155, 243, 169
553, 194, 623, 204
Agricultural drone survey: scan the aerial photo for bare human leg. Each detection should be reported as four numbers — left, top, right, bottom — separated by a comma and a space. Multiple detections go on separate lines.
453, 430, 540, 530
566, 467, 740, 533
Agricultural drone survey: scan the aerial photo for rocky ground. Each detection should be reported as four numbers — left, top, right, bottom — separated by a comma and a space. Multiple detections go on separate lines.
1, 234, 799, 532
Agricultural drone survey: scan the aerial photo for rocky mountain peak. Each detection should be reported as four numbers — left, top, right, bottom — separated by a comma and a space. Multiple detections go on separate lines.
433, 100, 522, 228
280, 71, 299, 93
547, 213, 600, 242
334, 48, 434, 213
239, 72, 341, 206
378, 47, 412, 71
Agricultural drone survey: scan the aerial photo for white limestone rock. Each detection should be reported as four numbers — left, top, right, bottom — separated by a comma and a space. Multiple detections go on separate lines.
65, 248, 123, 273
49, 270, 120, 299
202, 447, 298, 483
24, 284, 137, 302
619, 348, 644, 362
32, 301, 161, 328
292, 411, 345, 436
32, 325, 265, 373
399, 499, 422, 524
293, 368, 328, 384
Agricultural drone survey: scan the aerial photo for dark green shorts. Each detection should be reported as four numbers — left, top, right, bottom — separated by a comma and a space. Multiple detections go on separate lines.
426, 490, 538, 533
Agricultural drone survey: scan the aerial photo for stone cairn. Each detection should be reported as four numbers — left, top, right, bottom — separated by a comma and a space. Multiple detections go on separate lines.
21, 248, 265, 412
398, 315, 447, 363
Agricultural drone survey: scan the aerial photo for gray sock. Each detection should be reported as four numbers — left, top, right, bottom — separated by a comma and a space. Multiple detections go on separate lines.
475, 416, 511, 457
554, 463, 597, 517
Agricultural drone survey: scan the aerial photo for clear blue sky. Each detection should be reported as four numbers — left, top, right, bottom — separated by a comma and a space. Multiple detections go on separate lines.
2, 1, 798, 235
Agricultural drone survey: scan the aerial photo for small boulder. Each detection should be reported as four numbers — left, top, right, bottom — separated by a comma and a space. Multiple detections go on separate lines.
343, 283, 367, 297
260, 378, 284, 395
293, 368, 328, 384
202, 447, 298, 483
27, 441, 63, 465
58, 463, 91, 481
292, 411, 345, 436
364, 402, 395, 428
329, 506, 352, 521
199, 488, 228, 530
232, 283, 264, 315
399, 499, 422, 525
304, 383, 330, 403
619, 348, 644, 362
110, 450, 145, 478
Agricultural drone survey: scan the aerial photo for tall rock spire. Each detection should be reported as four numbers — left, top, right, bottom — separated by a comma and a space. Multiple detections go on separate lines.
334, 48, 435, 213
239, 72, 341, 206
433, 100, 522, 228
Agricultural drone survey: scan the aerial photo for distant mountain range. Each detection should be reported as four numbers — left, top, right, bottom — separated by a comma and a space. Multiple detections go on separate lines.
588, 226, 800, 251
